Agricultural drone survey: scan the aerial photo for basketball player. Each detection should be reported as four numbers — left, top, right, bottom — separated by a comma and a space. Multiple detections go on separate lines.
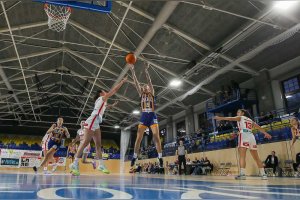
74, 102, 119, 167
214, 109, 272, 180
128, 64, 163, 168
291, 117, 300, 147
69, 77, 127, 176
34, 117, 70, 173
67, 139, 77, 163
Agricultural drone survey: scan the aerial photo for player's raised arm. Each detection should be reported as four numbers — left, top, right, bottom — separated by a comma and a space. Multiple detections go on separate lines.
145, 64, 154, 95
103, 76, 127, 101
128, 64, 142, 96
214, 116, 241, 121
253, 123, 272, 139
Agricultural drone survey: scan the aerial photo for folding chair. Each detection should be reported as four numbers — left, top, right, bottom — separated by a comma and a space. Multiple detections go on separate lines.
282, 160, 294, 177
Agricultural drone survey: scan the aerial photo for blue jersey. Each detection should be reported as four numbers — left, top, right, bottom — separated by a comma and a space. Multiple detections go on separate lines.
140, 93, 155, 112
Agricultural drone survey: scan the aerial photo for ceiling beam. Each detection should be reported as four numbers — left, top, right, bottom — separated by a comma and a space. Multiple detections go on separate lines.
112, 1, 180, 87
0, 21, 47, 33
0, 66, 27, 115
1, 2, 37, 121
0, 48, 61, 64
154, 23, 300, 115
117, 1, 259, 76
67, 20, 201, 89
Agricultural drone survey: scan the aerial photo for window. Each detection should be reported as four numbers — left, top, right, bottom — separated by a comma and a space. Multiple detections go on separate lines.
282, 76, 300, 110
283, 77, 299, 93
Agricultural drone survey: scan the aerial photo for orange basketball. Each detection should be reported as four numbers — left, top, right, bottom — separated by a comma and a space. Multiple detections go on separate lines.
125, 53, 137, 64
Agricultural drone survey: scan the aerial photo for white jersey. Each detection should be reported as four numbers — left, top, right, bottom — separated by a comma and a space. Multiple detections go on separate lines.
237, 116, 257, 150
91, 97, 107, 118
237, 116, 253, 134
84, 97, 107, 131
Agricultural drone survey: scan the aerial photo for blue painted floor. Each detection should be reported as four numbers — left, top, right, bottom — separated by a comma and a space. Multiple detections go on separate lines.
0, 172, 299, 199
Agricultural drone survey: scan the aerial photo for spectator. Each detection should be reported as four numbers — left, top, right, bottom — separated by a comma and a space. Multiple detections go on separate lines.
264, 151, 279, 176
203, 157, 213, 173
186, 158, 192, 165
176, 139, 187, 175
293, 152, 300, 177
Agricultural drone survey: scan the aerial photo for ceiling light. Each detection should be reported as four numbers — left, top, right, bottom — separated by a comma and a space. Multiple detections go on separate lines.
132, 110, 140, 115
273, 1, 298, 10
285, 95, 293, 99
114, 125, 120, 129
169, 79, 182, 87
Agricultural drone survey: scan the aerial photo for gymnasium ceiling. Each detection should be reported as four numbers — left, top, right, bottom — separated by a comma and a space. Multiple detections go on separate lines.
1, 0, 300, 136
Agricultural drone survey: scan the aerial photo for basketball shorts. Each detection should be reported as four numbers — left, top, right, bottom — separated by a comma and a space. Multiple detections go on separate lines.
238, 132, 257, 150
68, 152, 75, 158
47, 138, 61, 151
139, 112, 158, 128
84, 115, 102, 131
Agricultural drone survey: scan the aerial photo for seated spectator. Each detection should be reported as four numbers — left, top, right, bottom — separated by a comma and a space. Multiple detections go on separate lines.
202, 157, 213, 174
193, 157, 199, 164
186, 158, 192, 165
293, 152, 300, 177
264, 151, 279, 176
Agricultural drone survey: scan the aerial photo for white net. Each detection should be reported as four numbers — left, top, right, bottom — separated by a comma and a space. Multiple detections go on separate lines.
44, 4, 71, 32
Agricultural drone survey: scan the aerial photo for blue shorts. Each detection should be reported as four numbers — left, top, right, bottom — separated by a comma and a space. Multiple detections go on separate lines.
68, 152, 75, 158
47, 138, 61, 151
139, 112, 158, 128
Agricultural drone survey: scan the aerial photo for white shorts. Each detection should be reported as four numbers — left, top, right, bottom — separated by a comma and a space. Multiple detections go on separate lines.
42, 135, 50, 151
238, 132, 257, 150
84, 115, 102, 131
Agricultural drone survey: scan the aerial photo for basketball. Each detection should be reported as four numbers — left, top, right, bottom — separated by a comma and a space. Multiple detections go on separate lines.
125, 53, 137, 64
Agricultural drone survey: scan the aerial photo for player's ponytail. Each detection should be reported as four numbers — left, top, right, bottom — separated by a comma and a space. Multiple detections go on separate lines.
239, 109, 253, 120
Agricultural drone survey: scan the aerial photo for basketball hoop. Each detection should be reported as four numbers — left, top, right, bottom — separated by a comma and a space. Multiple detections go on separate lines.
44, 3, 71, 32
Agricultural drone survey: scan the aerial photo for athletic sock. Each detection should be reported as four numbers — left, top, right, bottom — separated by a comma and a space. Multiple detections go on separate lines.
158, 153, 162, 159
259, 168, 266, 176
74, 157, 79, 165
240, 168, 246, 176
133, 153, 138, 159
98, 159, 104, 166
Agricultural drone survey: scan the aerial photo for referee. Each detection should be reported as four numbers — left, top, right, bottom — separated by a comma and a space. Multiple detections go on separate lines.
176, 139, 187, 175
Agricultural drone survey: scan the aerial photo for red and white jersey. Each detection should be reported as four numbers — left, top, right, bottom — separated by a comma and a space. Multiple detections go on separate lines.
77, 128, 85, 141
237, 116, 253, 134
91, 97, 107, 118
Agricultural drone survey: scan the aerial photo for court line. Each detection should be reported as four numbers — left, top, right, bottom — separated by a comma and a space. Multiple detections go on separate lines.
206, 186, 300, 196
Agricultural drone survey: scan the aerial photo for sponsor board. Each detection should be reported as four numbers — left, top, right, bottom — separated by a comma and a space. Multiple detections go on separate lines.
0, 149, 41, 158
0, 157, 20, 167
20, 157, 41, 168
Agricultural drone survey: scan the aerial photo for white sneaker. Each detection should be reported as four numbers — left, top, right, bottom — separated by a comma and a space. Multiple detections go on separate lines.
98, 165, 110, 174
261, 174, 268, 180
69, 163, 78, 171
